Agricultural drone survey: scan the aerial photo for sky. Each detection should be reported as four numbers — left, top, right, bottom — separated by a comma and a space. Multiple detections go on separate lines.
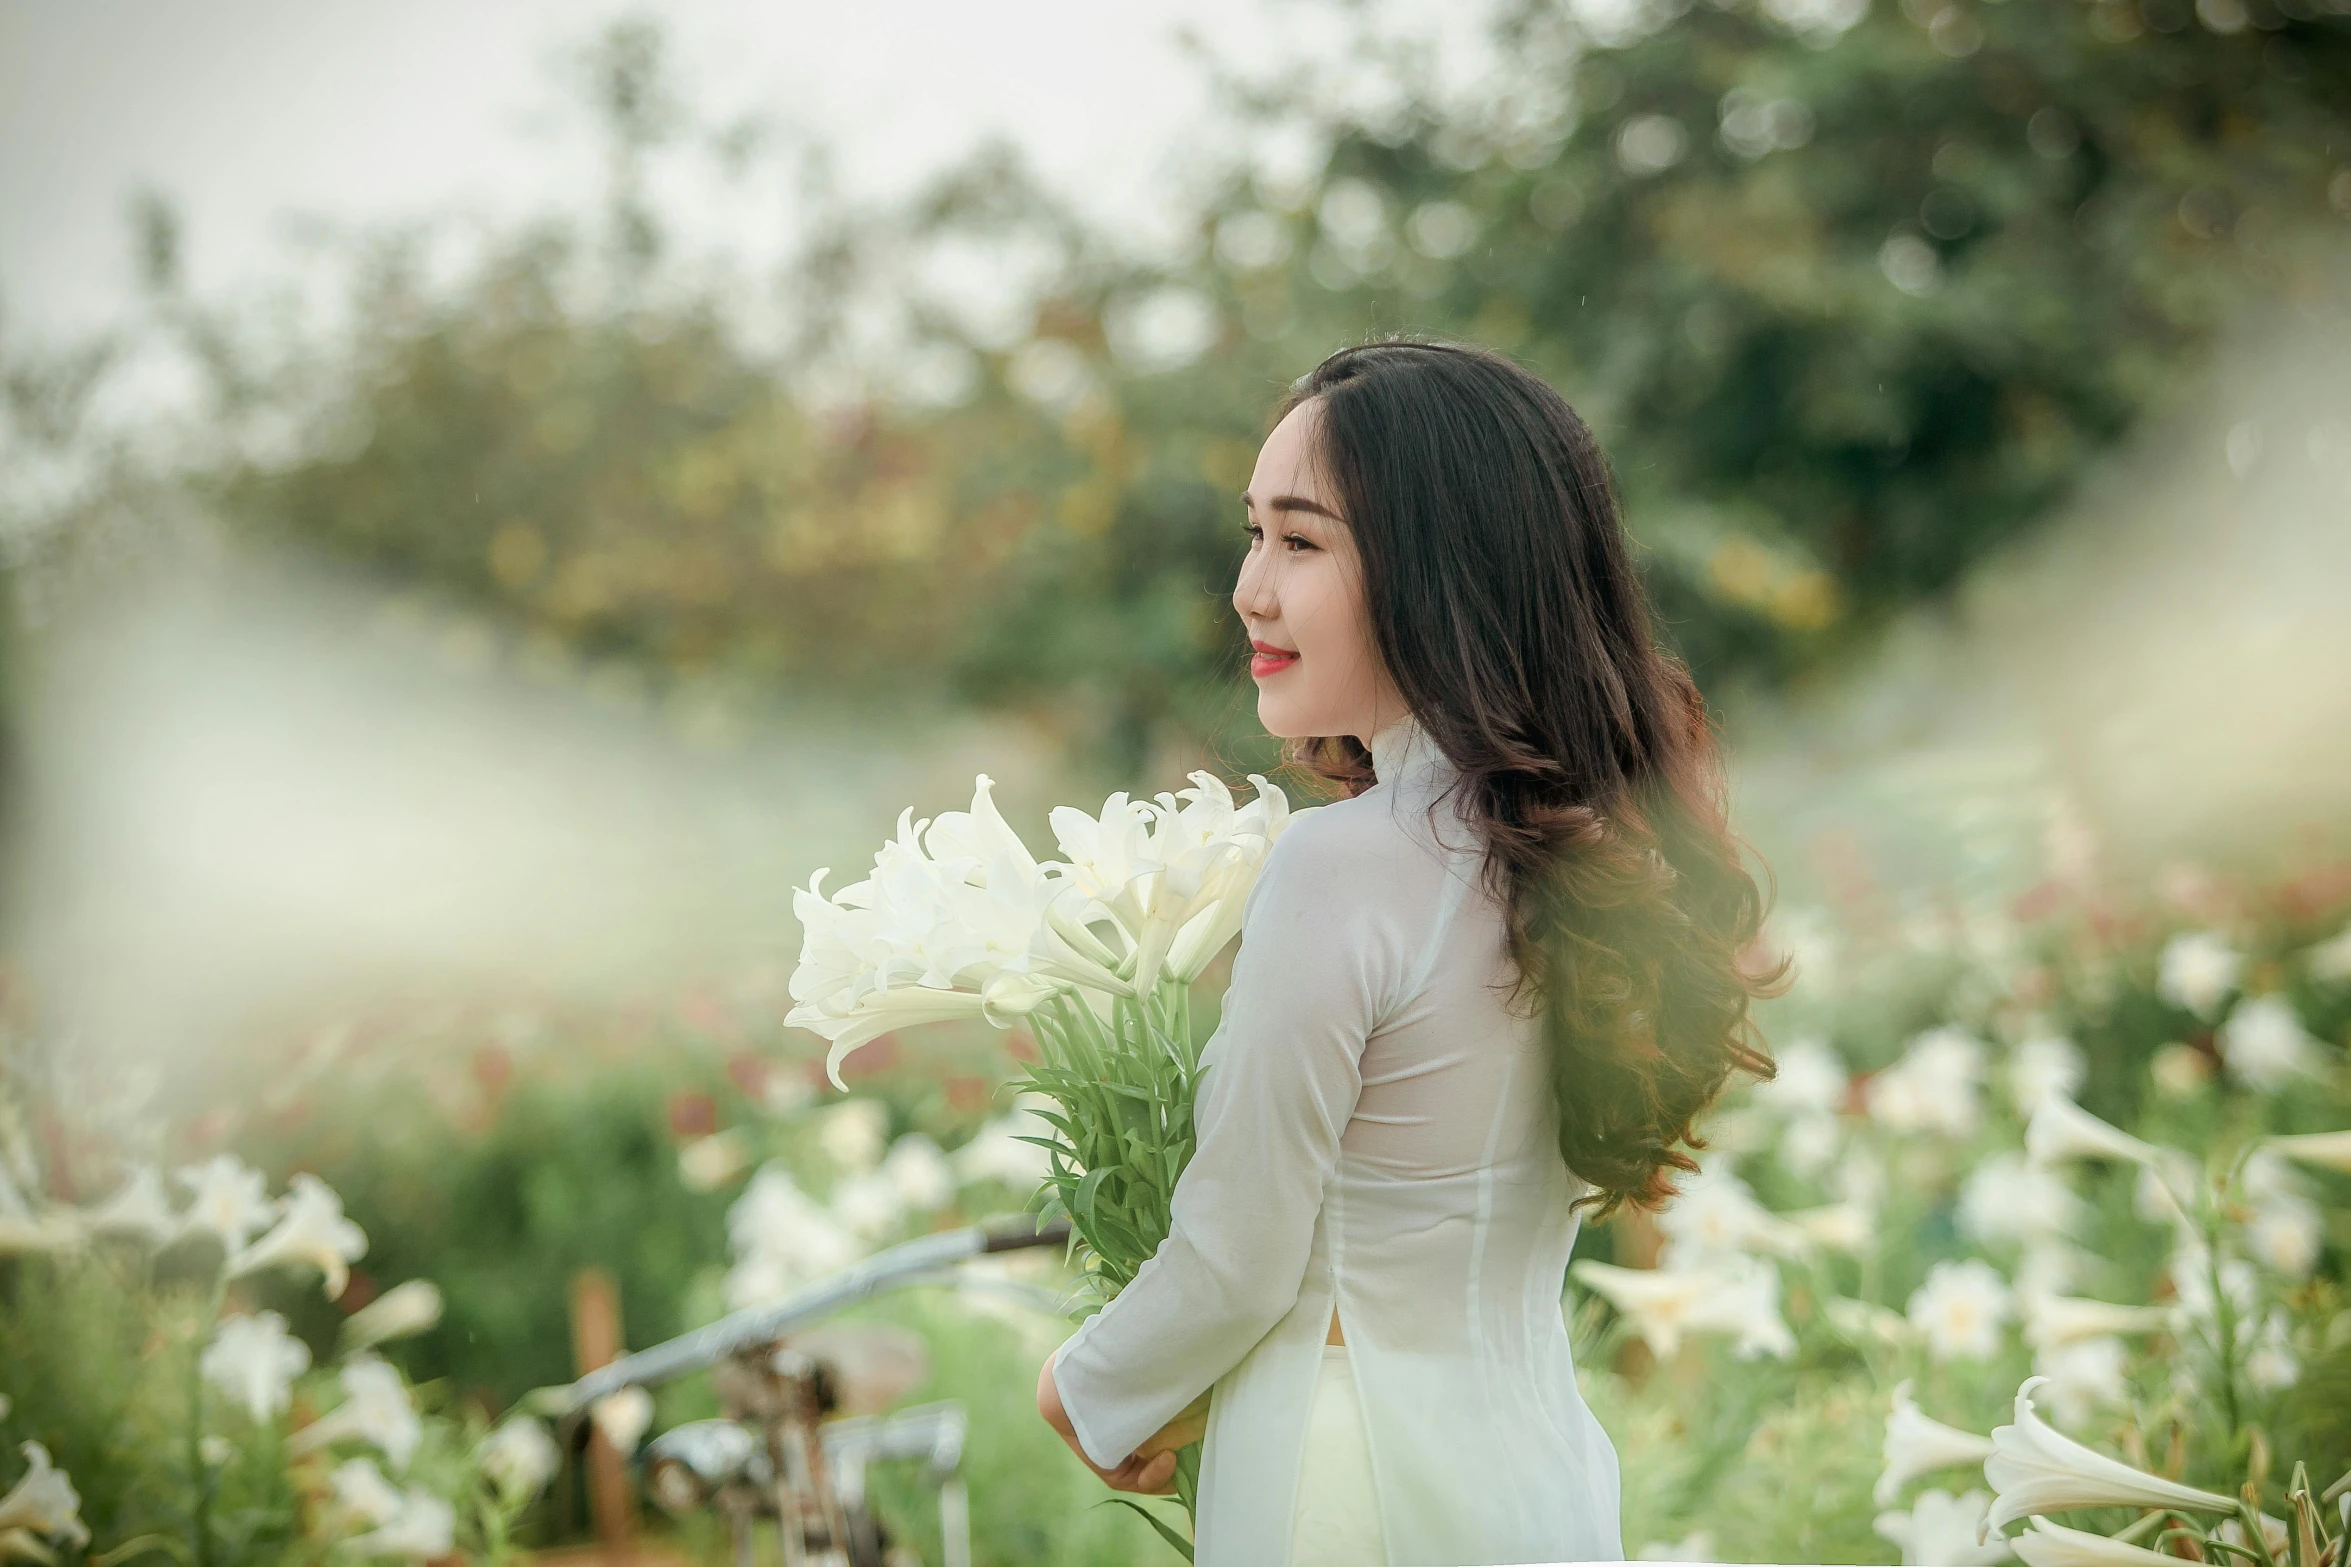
0, 0, 1424, 347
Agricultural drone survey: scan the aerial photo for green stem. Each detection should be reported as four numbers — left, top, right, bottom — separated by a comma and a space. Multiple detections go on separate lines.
189, 1270, 228, 1567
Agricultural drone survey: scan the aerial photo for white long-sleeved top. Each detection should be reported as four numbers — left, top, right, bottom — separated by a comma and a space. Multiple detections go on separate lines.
1049, 715, 1625, 1567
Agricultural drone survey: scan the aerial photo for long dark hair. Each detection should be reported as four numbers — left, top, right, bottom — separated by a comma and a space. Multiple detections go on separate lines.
1272, 337, 1791, 1222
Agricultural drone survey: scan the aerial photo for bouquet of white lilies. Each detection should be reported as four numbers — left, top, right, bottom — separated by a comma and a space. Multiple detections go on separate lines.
787, 768, 1304, 1529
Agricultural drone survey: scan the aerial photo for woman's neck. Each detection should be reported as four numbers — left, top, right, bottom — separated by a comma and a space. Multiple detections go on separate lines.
1366, 712, 1445, 791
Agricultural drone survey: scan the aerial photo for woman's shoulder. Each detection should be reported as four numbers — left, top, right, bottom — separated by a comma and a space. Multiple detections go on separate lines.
1259, 782, 1469, 898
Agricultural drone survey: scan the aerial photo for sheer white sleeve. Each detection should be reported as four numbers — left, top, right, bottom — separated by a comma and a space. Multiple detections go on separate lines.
1046, 805, 1416, 1469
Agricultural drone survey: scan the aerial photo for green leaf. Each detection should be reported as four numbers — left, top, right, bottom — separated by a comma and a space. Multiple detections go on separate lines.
1095, 1497, 1196, 1562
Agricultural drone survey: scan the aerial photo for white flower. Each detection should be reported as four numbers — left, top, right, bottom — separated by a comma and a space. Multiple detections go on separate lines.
2010, 1515, 2193, 1567
1637, 1529, 1719, 1562
725, 1163, 859, 1309
2303, 920, 2351, 982
342, 1280, 443, 1351
2156, 931, 2242, 1020
177, 1154, 276, 1252
1877, 1379, 1995, 1507
1958, 1154, 2087, 1246
1875, 1487, 2011, 1566
879, 1133, 956, 1211
1752, 1036, 1848, 1119
1784, 1202, 1874, 1252
952, 1101, 1056, 1187
2244, 1310, 2299, 1391
590, 1386, 654, 1455
1867, 1027, 1988, 1139
478, 1415, 560, 1502
2216, 994, 2329, 1092
1982, 1375, 2234, 1538
1906, 1259, 2014, 1362
2165, 1238, 2258, 1327
2019, 1294, 2170, 1353
830, 1169, 908, 1240
0, 1443, 90, 1549
2007, 1032, 2086, 1118
2261, 1128, 2351, 1173
0, 1207, 84, 1256
84, 1165, 178, 1244
2023, 1096, 2160, 1170
817, 1100, 889, 1172
2016, 1241, 2091, 1303
2245, 1192, 2322, 1278
201, 1311, 313, 1424
677, 1129, 753, 1192
343, 1487, 455, 1560
1656, 1164, 1810, 1264
288, 1357, 422, 1471
229, 1173, 367, 1300
2030, 1337, 2130, 1429
2148, 1043, 2212, 1099
327, 1457, 405, 1529
1779, 1112, 1845, 1178
1570, 1255, 1793, 1360
1827, 1296, 1917, 1350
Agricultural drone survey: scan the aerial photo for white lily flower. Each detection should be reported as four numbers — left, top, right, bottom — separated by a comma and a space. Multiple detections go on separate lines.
229, 1173, 368, 1299
2030, 1337, 2130, 1429
1867, 1026, 1990, 1139
1779, 1112, 1845, 1178
879, 1133, 956, 1211
2260, 1128, 2351, 1173
2156, 931, 2242, 1020
817, 1100, 889, 1172
83, 1165, 178, 1245
724, 1163, 860, 1309
2015, 1240, 2092, 1303
343, 1487, 455, 1560
478, 1415, 560, 1502
326, 1457, 405, 1529
1876, 1379, 1995, 1507
2165, 1237, 2258, 1328
1784, 1201, 1874, 1253
342, 1280, 443, 1352
2244, 1191, 2322, 1278
2010, 1515, 2192, 1567
2303, 919, 2351, 982
2007, 1032, 2086, 1118
1876, 1488, 2011, 1566
590, 1386, 654, 1455
1958, 1154, 2088, 1246
830, 1169, 908, 1240
288, 1357, 422, 1471
1656, 1164, 1812, 1263
2023, 1096, 2160, 1170
1751, 1035, 1848, 1120
0, 1443, 90, 1550
1826, 1296, 1915, 1349
1982, 1375, 2234, 1538
2019, 1293, 2171, 1352
176, 1154, 277, 1252
677, 1129, 753, 1192
2216, 994, 2329, 1092
2243, 1309, 2299, 1391
0, 1209, 83, 1256
1907, 1259, 2014, 1362
201, 1311, 313, 1423
951, 1100, 1056, 1186
1571, 1255, 1792, 1360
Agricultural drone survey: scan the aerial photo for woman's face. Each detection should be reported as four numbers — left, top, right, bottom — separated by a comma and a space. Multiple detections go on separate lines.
1231, 398, 1408, 743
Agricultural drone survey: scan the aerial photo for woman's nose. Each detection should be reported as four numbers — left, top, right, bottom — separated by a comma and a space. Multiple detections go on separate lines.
1233, 548, 1274, 620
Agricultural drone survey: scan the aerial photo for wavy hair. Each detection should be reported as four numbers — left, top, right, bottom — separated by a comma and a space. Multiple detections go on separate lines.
1271, 337, 1792, 1222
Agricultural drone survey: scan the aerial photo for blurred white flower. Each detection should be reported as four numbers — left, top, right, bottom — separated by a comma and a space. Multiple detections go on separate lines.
2030, 1337, 2129, 1429
2261, 1128, 2351, 1173
2303, 920, 2351, 982
0, 1206, 83, 1256
2148, 1043, 2212, 1100
342, 1280, 443, 1352
0, 1442, 90, 1551
1753, 1036, 1847, 1119
2015, 1241, 2090, 1303
1877, 1379, 1994, 1507
590, 1386, 654, 1455
1906, 1259, 2014, 1362
1958, 1154, 2087, 1246
479, 1415, 561, 1502
879, 1133, 956, 1211
2216, 994, 2329, 1091
1779, 1112, 1845, 1177
177, 1154, 276, 1252
2166, 1239, 2259, 1330
2244, 1191, 2322, 1278
725, 1163, 860, 1309
2244, 1310, 2299, 1391
1636, 1529, 1719, 1562
326, 1457, 404, 1529
201, 1311, 313, 1424
84, 1165, 178, 1244
1867, 1027, 1988, 1139
288, 1357, 422, 1471
1875, 1487, 2011, 1566
1570, 1255, 1792, 1360
1982, 1375, 2234, 1537
1656, 1165, 1810, 1264
2007, 1032, 2086, 1117
2023, 1096, 2159, 1170
2010, 1515, 2192, 1567
952, 1101, 1056, 1187
343, 1487, 455, 1560
2155, 931, 2242, 1020
677, 1129, 753, 1192
2019, 1294, 2169, 1353
1784, 1202, 1874, 1252
830, 1169, 908, 1240
818, 1100, 890, 1172
1827, 1295, 1916, 1350
229, 1173, 367, 1300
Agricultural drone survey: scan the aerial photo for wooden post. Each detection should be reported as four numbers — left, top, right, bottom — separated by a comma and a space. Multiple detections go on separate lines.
570, 1267, 637, 1562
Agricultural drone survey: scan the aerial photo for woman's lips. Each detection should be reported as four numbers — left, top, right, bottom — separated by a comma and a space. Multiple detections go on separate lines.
1249, 640, 1299, 679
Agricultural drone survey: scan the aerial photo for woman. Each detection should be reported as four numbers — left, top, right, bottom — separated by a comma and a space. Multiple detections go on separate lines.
1035, 338, 1791, 1567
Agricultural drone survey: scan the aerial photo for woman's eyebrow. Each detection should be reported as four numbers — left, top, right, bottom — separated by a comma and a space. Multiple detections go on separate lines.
1238, 490, 1341, 520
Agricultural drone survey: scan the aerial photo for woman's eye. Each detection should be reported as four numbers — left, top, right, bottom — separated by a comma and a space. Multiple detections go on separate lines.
1282, 533, 1316, 553
1242, 520, 1264, 543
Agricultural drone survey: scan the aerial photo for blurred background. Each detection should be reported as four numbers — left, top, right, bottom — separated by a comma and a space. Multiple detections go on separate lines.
3, 0, 2350, 1561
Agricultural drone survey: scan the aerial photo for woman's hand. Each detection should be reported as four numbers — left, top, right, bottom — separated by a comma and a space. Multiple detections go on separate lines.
1036, 1351, 1197, 1496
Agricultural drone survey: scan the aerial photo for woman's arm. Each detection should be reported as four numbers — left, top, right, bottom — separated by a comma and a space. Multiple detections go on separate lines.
1039, 810, 1409, 1471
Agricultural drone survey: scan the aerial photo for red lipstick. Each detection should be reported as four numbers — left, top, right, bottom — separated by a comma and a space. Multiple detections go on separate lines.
1249, 639, 1299, 680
